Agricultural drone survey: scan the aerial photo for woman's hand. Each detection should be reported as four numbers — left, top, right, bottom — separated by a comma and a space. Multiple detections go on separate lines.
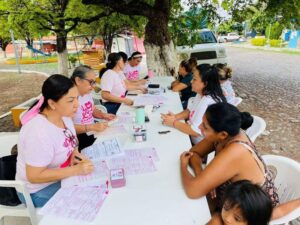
123, 98, 134, 106
161, 115, 176, 127
102, 113, 116, 121
74, 160, 94, 176
180, 151, 193, 167
90, 122, 109, 132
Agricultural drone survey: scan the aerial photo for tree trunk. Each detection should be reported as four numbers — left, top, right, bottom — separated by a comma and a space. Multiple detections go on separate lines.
56, 31, 69, 76
57, 50, 69, 76
144, 5, 178, 76
144, 41, 177, 76
3, 50, 7, 58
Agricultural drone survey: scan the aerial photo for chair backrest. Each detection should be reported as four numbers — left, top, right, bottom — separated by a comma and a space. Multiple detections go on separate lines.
245, 115, 266, 142
262, 155, 300, 225
0, 133, 39, 225
231, 96, 243, 106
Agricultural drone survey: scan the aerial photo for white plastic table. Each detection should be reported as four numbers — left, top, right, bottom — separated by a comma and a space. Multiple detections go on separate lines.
38, 77, 211, 225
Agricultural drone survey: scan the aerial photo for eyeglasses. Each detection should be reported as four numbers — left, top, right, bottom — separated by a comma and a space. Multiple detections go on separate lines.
82, 78, 96, 86
63, 128, 79, 149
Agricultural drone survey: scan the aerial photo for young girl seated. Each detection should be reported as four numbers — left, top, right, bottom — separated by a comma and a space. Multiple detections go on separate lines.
123, 51, 143, 80
207, 180, 273, 225
171, 60, 196, 109
214, 63, 236, 104
207, 180, 300, 225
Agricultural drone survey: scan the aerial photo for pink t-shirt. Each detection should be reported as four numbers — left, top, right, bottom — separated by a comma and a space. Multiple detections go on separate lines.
16, 115, 77, 193
124, 63, 141, 80
100, 69, 127, 102
73, 94, 94, 125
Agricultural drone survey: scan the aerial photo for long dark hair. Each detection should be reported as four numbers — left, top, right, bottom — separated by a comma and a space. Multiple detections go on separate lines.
99, 52, 122, 78
180, 60, 192, 73
222, 180, 273, 225
71, 65, 92, 82
205, 103, 253, 136
30, 74, 75, 112
196, 64, 226, 103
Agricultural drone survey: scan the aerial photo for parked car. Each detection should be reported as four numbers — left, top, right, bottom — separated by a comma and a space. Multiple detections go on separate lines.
176, 29, 227, 65
218, 32, 241, 42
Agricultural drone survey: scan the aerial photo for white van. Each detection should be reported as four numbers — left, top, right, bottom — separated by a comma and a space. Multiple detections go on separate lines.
176, 29, 227, 65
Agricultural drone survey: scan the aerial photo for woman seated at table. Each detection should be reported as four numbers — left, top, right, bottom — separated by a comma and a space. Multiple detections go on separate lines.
214, 63, 236, 104
119, 51, 148, 86
180, 102, 279, 213
71, 65, 116, 151
170, 60, 196, 109
16, 75, 94, 207
100, 52, 146, 114
123, 51, 143, 80
161, 64, 226, 145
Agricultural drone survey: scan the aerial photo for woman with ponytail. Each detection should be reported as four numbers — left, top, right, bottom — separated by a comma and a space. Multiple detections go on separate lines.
161, 64, 227, 145
100, 53, 145, 114
180, 102, 279, 213
214, 63, 236, 104
16, 75, 94, 207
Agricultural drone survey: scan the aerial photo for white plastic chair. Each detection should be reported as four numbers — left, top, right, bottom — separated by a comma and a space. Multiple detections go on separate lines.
0, 181, 38, 225
245, 115, 266, 142
0, 133, 39, 225
230, 96, 243, 106
262, 155, 300, 225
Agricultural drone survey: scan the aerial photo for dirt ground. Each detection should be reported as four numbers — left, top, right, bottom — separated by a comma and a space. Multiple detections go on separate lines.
0, 72, 46, 131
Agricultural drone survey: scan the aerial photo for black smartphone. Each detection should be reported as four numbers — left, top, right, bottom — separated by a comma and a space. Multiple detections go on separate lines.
145, 116, 150, 122
148, 84, 160, 88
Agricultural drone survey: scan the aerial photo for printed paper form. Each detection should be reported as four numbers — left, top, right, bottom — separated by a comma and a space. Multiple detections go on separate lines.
61, 160, 109, 188
39, 185, 108, 222
81, 138, 124, 160
108, 148, 158, 175
133, 95, 168, 107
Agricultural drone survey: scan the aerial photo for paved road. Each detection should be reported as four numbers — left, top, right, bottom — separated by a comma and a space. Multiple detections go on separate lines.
227, 46, 300, 161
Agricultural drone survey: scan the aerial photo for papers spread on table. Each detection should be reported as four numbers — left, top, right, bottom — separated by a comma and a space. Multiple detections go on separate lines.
93, 125, 127, 138
39, 184, 108, 222
107, 148, 158, 175
61, 160, 109, 188
62, 143, 159, 188
81, 138, 124, 160
133, 95, 168, 107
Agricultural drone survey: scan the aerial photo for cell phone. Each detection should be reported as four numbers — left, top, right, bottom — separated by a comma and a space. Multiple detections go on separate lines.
148, 84, 160, 88
145, 116, 150, 122
143, 75, 149, 79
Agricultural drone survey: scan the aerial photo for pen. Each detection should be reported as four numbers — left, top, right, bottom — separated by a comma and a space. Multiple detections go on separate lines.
158, 130, 171, 134
75, 155, 82, 161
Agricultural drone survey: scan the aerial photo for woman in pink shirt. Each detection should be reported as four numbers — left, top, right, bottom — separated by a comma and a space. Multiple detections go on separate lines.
16, 75, 94, 207
100, 53, 145, 114
71, 65, 115, 151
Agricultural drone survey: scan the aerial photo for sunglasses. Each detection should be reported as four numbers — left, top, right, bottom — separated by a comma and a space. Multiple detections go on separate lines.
82, 78, 96, 86
63, 128, 79, 149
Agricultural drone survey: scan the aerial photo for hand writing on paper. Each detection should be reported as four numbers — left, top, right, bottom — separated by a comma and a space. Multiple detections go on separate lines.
180, 151, 193, 167
123, 98, 134, 106
75, 160, 94, 175
102, 113, 116, 121
70, 150, 88, 165
91, 122, 108, 132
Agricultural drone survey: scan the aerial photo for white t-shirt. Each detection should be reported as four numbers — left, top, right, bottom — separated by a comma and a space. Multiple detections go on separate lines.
221, 80, 236, 104
187, 94, 216, 144
100, 69, 127, 102
16, 115, 76, 193
124, 63, 141, 80
73, 94, 94, 125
